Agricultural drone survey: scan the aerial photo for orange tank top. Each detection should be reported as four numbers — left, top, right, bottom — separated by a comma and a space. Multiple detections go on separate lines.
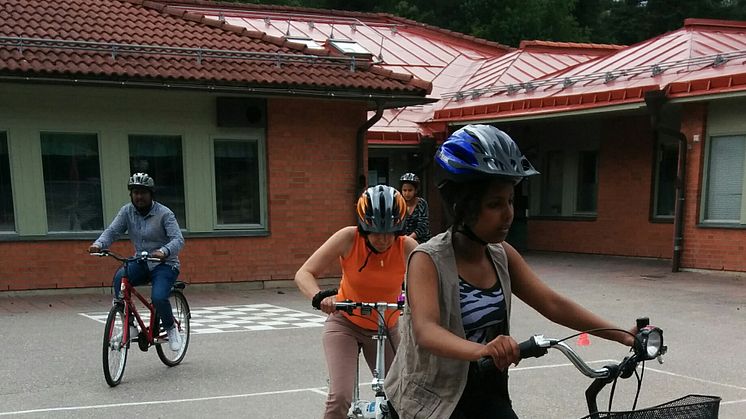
337, 231, 406, 330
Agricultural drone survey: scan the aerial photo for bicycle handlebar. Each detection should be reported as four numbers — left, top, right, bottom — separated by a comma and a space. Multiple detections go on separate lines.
333, 300, 404, 315
477, 319, 666, 380
90, 250, 163, 263
477, 335, 615, 379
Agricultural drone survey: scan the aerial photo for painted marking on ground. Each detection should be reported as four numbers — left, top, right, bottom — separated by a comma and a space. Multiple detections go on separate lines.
79, 303, 326, 334
0, 387, 329, 416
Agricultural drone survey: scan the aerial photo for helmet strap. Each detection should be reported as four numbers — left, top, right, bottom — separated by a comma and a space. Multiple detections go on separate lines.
456, 224, 489, 246
358, 236, 381, 272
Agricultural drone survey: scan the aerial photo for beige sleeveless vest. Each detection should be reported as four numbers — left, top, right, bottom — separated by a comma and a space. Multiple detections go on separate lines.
384, 228, 512, 419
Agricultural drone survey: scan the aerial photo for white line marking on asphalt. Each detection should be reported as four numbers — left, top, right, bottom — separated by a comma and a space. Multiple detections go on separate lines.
0, 387, 329, 416
512, 359, 615, 371
645, 367, 746, 391
308, 388, 329, 396
722, 398, 746, 405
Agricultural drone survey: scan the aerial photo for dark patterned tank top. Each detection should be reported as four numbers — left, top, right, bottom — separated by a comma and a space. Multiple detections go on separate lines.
459, 276, 507, 343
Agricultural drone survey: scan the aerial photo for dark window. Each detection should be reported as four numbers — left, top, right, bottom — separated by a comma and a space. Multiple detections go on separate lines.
540, 151, 564, 215
576, 151, 598, 213
214, 140, 261, 225
654, 142, 677, 218
41, 132, 103, 231
129, 135, 186, 227
0, 132, 14, 231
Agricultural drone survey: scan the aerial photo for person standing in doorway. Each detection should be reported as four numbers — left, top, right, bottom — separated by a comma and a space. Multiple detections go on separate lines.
399, 173, 430, 244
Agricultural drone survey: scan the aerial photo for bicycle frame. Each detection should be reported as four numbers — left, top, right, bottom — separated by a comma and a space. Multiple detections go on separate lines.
336, 300, 402, 419
121, 277, 166, 345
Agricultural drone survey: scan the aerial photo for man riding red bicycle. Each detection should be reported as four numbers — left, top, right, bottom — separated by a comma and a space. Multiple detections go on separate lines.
88, 173, 185, 351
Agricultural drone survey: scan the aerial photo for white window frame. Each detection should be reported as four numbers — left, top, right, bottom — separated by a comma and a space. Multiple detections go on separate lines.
211, 135, 267, 230
700, 133, 746, 225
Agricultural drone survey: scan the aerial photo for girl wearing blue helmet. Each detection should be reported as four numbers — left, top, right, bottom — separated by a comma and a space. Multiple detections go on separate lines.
385, 125, 635, 419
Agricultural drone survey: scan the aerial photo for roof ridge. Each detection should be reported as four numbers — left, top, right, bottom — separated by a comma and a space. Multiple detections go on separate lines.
519, 40, 626, 52
376, 13, 514, 53
128, 0, 432, 93
133, 0, 325, 56
153, 0, 513, 53
684, 18, 746, 31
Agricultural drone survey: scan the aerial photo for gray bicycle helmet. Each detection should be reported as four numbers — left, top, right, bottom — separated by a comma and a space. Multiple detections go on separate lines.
127, 172, 155, 191
399, 172, 420, 188
356, 185, 407, 234
435, 124, 539, 184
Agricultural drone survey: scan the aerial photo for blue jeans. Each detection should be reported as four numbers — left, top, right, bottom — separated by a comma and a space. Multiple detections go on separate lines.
113, 261, 179, 330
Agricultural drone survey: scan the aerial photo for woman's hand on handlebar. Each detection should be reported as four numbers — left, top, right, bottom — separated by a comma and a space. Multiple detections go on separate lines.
319, 295, 337, 314
480, 335, 521, 371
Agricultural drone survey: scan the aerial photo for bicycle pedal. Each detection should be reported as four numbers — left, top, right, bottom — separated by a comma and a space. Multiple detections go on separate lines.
137, 335, 149, 352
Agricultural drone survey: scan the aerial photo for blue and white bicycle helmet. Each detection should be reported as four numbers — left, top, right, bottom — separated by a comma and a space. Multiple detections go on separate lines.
435, 124, 538, 184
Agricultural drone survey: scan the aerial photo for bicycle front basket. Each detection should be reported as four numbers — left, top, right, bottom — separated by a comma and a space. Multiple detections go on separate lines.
579, 394, 721, 419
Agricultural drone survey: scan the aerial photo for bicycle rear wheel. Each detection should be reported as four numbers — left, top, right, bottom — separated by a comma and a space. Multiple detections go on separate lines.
102, 305, 128, 386
156, 290, 190, 366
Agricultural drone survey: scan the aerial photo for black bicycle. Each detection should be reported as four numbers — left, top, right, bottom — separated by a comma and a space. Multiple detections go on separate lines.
478, 318, 721, 418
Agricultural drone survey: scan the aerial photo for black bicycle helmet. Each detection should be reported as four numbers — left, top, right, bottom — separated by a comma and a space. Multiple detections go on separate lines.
399, 172, 420, 188
435, 124, 538, 184
127, 172, 155, 191
356, 185, 407, 234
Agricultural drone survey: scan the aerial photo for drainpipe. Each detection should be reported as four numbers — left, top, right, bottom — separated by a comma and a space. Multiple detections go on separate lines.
355, 101, 385, 200
644, 90, 686, 272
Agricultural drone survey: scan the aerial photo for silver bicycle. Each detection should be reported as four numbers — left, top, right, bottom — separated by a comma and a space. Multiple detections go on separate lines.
334, 300, 404, 419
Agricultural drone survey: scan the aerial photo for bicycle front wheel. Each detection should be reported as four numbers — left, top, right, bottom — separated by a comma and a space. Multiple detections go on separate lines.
102, 305, 128, 386
156, 290, 190, 366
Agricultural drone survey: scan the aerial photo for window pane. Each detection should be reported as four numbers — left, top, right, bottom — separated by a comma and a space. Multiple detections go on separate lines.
0, 132, 15, 231
654, 143, 677, 217
705, 135, 744, 222
129, 135, 185, 227
41, 132, 103, 231
540, 151, 563, 215
576, 151, 598, 213
214, 140, 260, 225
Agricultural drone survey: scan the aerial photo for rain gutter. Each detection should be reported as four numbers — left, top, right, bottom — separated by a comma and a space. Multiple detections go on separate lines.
644, 90, 686, 272
355, 101, 385, 200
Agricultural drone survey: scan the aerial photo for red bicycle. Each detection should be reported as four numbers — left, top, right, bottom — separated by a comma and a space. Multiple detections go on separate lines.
92, 250, 191, 387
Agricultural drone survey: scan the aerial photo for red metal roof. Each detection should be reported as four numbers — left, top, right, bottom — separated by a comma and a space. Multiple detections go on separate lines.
434, 19, 746, 122
161, 1, 622, 141
0, 0, 431, 97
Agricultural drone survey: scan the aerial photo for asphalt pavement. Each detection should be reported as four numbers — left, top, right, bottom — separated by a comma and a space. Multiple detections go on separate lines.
0, 252, 744, 418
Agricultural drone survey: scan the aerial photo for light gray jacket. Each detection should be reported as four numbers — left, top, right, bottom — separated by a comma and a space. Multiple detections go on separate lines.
384, 229, 512, 419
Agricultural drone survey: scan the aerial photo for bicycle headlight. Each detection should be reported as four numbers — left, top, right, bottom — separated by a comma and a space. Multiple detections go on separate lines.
636, 326, 664, 360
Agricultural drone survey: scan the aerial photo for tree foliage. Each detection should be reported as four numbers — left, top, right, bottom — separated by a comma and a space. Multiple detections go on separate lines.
220, 0, 746, 46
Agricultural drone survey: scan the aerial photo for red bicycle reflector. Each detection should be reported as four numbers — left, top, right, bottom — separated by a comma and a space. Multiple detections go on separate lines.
577, 333, 591, 346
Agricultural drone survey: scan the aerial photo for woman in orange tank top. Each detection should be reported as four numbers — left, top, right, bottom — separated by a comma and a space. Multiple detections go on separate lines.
295, 185, 418, 419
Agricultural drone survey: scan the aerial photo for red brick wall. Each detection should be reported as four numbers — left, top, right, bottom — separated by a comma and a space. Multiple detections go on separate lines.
0, 98, 365, 291
679, 104, 746, 271
527, 115, 673, 258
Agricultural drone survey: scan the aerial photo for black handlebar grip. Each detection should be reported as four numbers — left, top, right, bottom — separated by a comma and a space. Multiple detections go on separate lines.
476, 336, 548, 374
519, 336, 548, 359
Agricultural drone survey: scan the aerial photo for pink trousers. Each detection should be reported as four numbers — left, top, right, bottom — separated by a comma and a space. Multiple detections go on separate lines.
322, 312, 400, 419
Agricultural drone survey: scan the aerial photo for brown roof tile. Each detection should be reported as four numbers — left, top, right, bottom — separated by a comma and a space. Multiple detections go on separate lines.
0, 0, 431, 95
